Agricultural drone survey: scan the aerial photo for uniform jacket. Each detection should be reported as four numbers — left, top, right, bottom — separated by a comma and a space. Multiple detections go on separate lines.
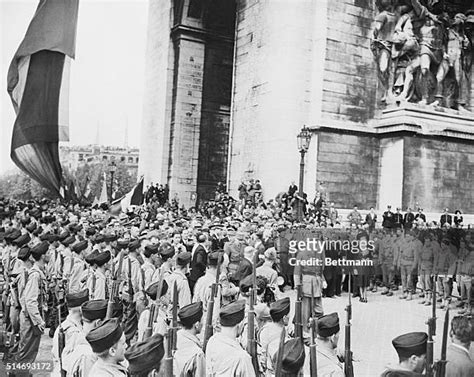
88, 359, 128, 377
174, 329, 206, 377
403, 213, 415, 229
294, 247, 325, 297
167, 269, 192, 309
365, 213, 377, 230
314, 340, 344, 377
21, 263, 46, 327
440, 214, 453, 226
382, 211, 395, 228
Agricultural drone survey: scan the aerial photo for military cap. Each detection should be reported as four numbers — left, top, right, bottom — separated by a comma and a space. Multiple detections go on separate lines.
82, 299, 108, 321
318, 312, 340, 337
46, 233, 59, 243
61, 236, 76, 246
176, 251, 191, 266
145, 280, 168, 300
5, 229, 21, 242
128, 239, 140, 252
207, 251, 221, 266
66, 289, 89, 308
270, 297, 291, 322
117, 239, 129, 249
85, 249, 100, 265
69, 223, 82, 234
125, 334, 164, 375
13, 234, 31, 247
144, 243, 158, 257
31, 241, 49, 257
281, 338, 306, 374
104, 233, 117, 243
93, 234, 105, 244
239, 275, 253, 294
86, 318, 123, 353
159, 243, 175, 258
220, 300, 245, 327
72, 240, 88, 253
392, 332, 428, 358
96, 250, 111, 267
25, 222, 37, 233
58, 230, 70, 241
178, 302, 203, 327
277, 225, 287, 233
85, 228, 96, 236
18, 246, 31, 261
32, 226, 43, 237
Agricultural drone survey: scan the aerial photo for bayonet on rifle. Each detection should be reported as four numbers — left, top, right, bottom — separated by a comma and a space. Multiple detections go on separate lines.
344, 273, 354, 377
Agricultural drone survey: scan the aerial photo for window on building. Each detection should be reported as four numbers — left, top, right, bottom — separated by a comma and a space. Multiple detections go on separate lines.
136, 157, 139, 163
78, 154, 83, 161
103, 156, 108, 160
121, 157, 125, 162
128, 157, 133, 163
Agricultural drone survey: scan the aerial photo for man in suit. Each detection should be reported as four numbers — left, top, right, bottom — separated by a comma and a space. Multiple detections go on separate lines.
235, 246, 254, 284
446, 316, 474, 377
189, 233, 208, 293
393, 207, 404, 229
414, 208, 426, 224
274, 226, 292, 288
440, 208, 453, 227
403, 207, 415, 230
382, 205, 395, 229
364, 207, 377, 232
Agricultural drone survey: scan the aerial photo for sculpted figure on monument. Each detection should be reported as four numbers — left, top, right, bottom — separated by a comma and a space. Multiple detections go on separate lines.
398, 0, 447, 104
432, 13, 472, 110
372, 0, 399, 103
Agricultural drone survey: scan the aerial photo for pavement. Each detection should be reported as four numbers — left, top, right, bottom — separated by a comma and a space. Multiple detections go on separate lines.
2, 288, 473, 376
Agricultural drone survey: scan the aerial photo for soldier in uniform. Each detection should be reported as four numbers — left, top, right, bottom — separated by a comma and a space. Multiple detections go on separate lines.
167, 251, 192, 309
380, 231, 395, 296
397, 232, 419, 301
68, 240, 88, 294
15, 240, 49, 376
174, 301, 205, 376
10, 246, 32, 336
137, 280, 169, 340
63, 299, 109, 376
382, 205, 394, 229
51, 289, 89, 376
206, 300, 255, 376
294, 237, 325, 331
124, 240, 143, 313
418, 233, 439, 305
279, 338, 306, 376
259, 297, 290, 375
316, 312, 344, 376
88, 250, 111, 300
151, 243, 174, 283
381, 332, 428, 376
86, 318, 128, 376
125, 333, 165, 376
435, 237, 458, 309
141, 243, 157, 289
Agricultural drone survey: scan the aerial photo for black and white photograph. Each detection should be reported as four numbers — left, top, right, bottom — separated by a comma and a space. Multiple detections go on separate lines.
1, 0, 474, 376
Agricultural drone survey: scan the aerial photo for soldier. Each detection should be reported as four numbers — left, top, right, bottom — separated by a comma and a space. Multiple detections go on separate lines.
141, 243, 157, 289
294, 236, 325, 330
88, 250, 111, 300
86, 318, 128, 376
224, 230, 247, 283
136, 280, 169, 340
9, 246, 32, 336
124, 239, 142, 313
51, 289, 89, 377
435, 237, 458, 309
206, 300, 255, 376
418, 233, 439, 305
446, 316, 474, 377
125, 333, 165, 376
380, 231, 395, 296
167, 251, 192, 309
316, 312, 344, 376
151, 242, 174, 283
63, 299, 109, 376
393, 208, 404, 229
398, 231, 419, 301
15, 240, 49, 376
256, 247, 278, 286
174, 301, 205, 376
457, 239, 474, 315
382, 205, 395, 229
68, 240, 88, 294
259, 297, 290, 375
381, 332, 428, 376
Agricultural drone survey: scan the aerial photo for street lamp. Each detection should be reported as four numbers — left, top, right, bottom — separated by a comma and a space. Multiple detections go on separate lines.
109, 161, 117, 202
296, 126, 312, 221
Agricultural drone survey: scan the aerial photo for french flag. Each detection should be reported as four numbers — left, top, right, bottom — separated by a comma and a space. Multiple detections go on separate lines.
7, 0, 79, 196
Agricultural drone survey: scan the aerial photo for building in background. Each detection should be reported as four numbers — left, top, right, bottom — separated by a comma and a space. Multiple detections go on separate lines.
140, 0, 474, 212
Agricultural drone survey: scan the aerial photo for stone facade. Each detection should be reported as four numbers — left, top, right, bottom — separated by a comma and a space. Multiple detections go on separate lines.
140, 0, 474, 212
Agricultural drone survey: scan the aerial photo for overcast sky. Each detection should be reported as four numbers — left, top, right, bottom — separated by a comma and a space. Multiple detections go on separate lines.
0, 0, 148, 173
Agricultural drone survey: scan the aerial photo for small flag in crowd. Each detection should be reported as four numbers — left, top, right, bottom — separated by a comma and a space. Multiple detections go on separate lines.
110, 177, 144, 215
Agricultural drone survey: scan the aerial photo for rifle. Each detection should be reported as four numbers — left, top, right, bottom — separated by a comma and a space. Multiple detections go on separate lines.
90, 268, 97, 300
275, 327, 286, 377
309, 317, 318, 377
426, 275, 437, 377
247, 252, 258, 374
140, 268, 148, 308
203, 258, 221, 352
171, 280, 178, 351
57, 282, 66, 377
163, 278, 176, 377
127, 257, 134, 304
294, 269, 303, 339
106, 251, 124, 319
144, 267, 163, 339
344, 273, 354, 377
435, 308, 449, 377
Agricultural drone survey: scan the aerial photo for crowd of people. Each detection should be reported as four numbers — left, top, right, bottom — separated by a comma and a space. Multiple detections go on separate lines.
0, 181, 473, 376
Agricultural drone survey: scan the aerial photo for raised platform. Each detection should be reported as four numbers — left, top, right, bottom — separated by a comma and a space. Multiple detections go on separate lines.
378, 103, 474, 141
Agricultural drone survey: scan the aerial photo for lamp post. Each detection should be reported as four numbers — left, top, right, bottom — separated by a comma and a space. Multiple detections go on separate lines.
296, 126, 312, 222
109, 161, 117, 202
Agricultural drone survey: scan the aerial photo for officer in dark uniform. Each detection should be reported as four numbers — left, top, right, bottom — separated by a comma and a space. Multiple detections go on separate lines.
382, 205, 395, 229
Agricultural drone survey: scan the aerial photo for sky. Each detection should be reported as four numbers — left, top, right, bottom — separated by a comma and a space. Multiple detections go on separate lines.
0, 0, 149, 173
